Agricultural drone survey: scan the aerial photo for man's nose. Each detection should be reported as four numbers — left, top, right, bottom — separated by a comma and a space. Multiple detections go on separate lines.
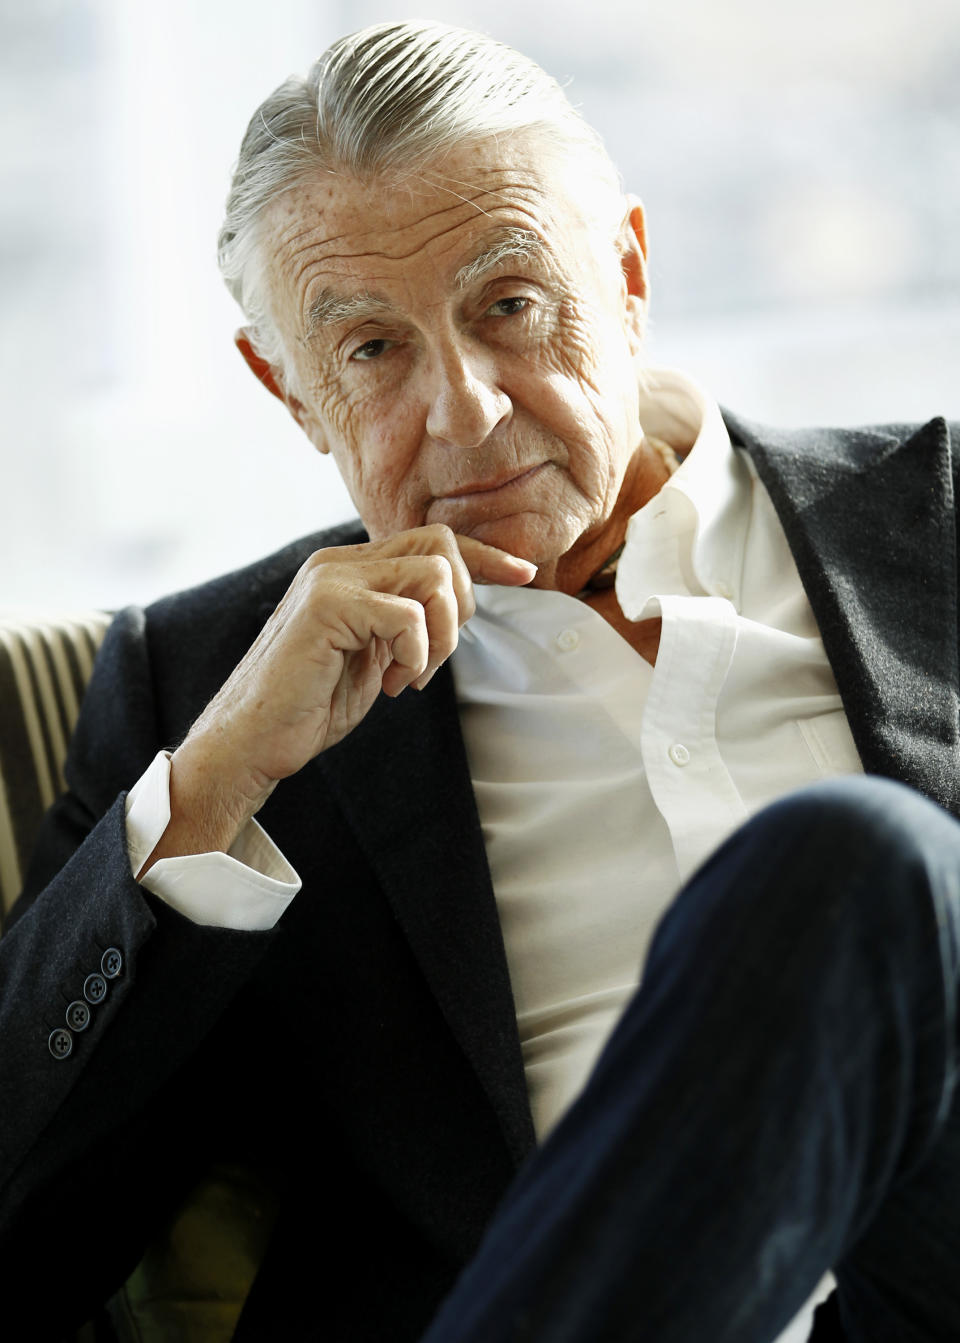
424, 340, 511, 448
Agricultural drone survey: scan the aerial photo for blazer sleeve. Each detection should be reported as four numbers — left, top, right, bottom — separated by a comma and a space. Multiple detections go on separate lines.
0, 605, 278, 1242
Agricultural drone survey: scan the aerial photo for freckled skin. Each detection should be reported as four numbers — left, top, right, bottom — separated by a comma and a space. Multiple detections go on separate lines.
258, 133, 668, 594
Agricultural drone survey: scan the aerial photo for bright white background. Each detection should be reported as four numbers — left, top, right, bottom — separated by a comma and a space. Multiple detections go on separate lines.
2, 0, 959, 608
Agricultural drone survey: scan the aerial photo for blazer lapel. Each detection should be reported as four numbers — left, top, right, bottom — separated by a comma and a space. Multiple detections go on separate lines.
314, 667, 536, 1164
724, 411, 960, 818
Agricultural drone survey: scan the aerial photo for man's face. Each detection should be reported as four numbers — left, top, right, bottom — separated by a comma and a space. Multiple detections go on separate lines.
254, 133, 651, 588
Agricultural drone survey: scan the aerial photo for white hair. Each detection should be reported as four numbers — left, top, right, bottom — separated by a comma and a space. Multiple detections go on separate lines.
217, 20, 623, 370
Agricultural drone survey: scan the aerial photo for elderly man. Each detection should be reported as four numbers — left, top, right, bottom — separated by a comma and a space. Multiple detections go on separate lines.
2, 19, 960, 1343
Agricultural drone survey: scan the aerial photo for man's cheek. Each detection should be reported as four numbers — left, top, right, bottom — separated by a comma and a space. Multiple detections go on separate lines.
357, 463, 428, 538
308, 365, 383, 440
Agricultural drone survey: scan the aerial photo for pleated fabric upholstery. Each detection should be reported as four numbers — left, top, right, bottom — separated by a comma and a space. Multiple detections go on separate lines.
0, 608, 112, 917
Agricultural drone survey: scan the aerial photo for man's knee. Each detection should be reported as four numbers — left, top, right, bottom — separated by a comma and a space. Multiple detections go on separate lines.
645, 775, 960, 1023
724, 774, 960, 966
756, 774, 959, 879
761, 772, 950, 843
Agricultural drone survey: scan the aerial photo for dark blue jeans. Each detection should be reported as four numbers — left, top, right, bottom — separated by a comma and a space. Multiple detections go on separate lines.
421, 776, 960, 1342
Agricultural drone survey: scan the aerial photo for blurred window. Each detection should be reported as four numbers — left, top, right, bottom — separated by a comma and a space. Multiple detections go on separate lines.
3, 0, 959, 607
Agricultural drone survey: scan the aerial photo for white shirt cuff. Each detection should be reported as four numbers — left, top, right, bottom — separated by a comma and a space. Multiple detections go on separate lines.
124, 750, 301, 931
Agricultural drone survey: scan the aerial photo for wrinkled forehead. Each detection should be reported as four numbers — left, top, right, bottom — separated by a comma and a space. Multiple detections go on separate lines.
257, 137, 614, 335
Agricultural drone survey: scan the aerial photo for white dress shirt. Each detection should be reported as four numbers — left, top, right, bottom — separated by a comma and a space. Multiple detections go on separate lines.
453, 367, 862, 1140
125, 366, 854, 1340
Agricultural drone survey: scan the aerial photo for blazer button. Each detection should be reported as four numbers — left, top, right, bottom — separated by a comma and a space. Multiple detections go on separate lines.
66, 1000, 91, 1032
83, 973, 108, 1005
101, 948, 123, 979
48, 1028, 73, 1059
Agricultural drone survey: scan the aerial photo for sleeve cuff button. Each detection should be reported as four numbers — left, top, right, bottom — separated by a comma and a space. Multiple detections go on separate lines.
101, 948, 123, 979
66, 1000, 91, 1032
48, 1028, 73, 1060
83, 973, 108, 1004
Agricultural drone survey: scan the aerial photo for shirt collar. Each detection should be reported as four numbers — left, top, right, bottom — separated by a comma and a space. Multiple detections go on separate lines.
615, 366, 752, 620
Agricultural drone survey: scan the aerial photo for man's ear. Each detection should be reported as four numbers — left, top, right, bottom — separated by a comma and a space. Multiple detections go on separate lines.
235, 328, 286, 401
617, 196, 649, 349
234, 328, 330, 453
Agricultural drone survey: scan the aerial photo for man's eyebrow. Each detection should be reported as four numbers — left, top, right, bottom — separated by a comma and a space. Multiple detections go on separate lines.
454, 228, 544, 289
301, 228, 544, 341
302, 289, 395, 342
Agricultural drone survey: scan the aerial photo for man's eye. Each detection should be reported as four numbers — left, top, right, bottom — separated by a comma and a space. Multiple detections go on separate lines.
487, 296, 529, 317
350, 338, 391, 362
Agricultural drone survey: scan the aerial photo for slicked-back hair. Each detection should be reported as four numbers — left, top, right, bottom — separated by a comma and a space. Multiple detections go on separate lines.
218, 20, 623, 371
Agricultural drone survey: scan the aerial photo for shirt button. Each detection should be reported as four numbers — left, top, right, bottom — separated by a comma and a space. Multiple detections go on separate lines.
555, 629, 580, 652
668, 742, 691, 767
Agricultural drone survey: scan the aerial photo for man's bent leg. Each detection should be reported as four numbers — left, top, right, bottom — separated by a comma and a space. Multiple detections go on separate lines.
421, 777, 960, 1343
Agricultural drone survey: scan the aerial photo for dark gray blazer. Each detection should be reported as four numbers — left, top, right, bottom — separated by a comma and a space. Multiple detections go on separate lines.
1, 414, 958, 1340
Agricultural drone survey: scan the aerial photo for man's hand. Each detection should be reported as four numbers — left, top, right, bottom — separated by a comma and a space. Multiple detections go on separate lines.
140, 526, 536, 872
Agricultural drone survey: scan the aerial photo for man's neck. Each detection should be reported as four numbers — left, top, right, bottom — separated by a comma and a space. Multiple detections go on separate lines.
540, 436, 679, 598
581, 587, 662, 666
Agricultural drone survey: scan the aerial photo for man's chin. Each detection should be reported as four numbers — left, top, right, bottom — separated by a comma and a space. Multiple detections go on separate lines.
456, 513, 575, 570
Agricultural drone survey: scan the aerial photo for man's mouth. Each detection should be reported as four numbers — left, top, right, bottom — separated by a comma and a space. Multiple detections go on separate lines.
439, 463, 546, 501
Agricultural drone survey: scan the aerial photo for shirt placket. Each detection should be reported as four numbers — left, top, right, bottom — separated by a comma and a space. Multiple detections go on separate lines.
640, 595, 747, 882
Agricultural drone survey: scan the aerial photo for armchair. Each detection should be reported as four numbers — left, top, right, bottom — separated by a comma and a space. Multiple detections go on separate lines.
0, 607, 276, 1342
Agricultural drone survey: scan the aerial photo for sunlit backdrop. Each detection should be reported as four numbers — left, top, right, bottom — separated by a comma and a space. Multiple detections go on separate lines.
3, 0, 959, 607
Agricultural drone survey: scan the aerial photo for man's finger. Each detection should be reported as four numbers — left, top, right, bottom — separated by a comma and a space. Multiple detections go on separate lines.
453, 535, 538, 587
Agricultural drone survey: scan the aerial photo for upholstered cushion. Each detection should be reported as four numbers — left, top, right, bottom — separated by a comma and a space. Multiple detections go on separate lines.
0, 607, 112, 917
